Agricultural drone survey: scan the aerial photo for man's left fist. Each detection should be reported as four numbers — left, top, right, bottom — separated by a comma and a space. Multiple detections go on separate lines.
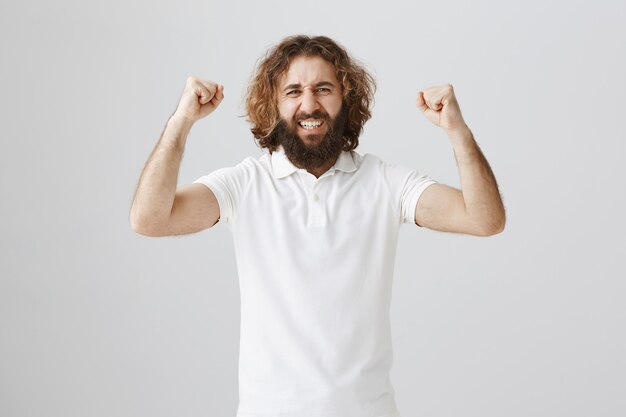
417, 84, 468, 134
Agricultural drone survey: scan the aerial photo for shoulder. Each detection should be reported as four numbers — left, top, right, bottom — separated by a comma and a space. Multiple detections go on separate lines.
221, 151, 269, 175
237, 151, 268, 167
348, 150, 383, 170
350, 150, 401, 175
353, 151, 433, 190
193, 152, 267, 190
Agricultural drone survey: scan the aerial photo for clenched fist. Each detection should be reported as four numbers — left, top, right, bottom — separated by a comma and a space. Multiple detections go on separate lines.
417, 84, 467, 134
174, 77, 224, 123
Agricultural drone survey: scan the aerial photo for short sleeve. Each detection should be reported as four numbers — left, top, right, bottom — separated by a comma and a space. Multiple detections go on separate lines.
192, 157, 255, 224
381, 161, 437, 224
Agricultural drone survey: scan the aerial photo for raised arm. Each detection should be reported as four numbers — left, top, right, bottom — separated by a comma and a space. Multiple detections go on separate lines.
129, 77, 224, 237
414, 84, 505, 236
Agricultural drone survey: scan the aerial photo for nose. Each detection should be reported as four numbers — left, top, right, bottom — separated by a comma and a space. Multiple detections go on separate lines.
299, 87, 320, 114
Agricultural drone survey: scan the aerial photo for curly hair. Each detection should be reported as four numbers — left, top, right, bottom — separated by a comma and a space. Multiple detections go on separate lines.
245, 35, 376, 153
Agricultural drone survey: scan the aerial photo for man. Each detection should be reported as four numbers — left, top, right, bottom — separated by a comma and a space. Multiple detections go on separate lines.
130, 35, 505, 417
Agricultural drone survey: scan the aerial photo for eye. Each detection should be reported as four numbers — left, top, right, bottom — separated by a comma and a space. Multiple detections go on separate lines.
316, 87, 332, 95
286, 90, 301, 96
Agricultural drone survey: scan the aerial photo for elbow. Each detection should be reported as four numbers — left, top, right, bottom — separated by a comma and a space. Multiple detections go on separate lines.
129, 212, 165, 237
129, 209, 146, 235
485, 218, 506, 236
476, 211, 506, 237
130, 222, 151, 237
130, 217, 151, 236
131, 222, 164, 237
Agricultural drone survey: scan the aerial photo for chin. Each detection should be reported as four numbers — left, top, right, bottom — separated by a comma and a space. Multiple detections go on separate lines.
299, 133, 324, 145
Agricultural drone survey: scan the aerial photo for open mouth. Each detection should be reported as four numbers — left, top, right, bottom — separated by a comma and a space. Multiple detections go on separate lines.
298, 119, 324, 130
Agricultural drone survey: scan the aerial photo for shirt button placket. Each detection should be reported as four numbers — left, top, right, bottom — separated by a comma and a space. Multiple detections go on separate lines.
309, 180, 326, 227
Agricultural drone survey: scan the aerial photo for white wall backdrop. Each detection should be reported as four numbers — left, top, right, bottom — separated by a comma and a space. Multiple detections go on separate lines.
1, 0, 624, 416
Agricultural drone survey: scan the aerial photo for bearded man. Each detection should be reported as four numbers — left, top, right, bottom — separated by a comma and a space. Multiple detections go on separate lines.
130, 35, 505, 417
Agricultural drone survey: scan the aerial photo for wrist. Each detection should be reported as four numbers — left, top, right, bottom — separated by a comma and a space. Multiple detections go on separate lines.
170, 112, 197, 128
447, 125, 473, 146
448, 127, 481, 161
445, 123, 471, 139
158, 113, 194, 150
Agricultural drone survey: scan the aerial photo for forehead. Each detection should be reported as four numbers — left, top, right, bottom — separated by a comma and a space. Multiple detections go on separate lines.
279, 55, 339, 87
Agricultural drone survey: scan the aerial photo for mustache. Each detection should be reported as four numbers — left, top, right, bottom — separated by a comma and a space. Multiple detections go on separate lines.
294, 110, 330, 122
292, 110, 339, 136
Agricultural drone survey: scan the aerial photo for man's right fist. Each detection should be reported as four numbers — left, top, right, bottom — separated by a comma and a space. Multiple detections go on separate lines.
173, 77, 224, 123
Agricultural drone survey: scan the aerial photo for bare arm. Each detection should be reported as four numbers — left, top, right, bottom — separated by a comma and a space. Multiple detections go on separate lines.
415, 127, 505, 236
129, 77, 224, 236
414, 84, 505, 236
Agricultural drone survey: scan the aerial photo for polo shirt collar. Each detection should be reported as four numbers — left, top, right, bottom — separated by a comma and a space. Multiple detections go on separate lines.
271, 145, 357, 179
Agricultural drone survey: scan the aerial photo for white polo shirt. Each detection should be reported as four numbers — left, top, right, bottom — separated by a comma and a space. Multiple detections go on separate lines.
193, 145, 436, 417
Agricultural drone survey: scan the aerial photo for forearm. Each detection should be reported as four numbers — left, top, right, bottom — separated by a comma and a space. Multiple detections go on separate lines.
448, 127, 506, 233
130, 114, 194, 232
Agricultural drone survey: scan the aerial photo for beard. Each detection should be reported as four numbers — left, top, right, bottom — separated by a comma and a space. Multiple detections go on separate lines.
273, 105, 348, 171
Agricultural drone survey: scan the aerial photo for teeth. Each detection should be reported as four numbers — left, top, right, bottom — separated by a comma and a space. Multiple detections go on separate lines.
299, 120, 322, 129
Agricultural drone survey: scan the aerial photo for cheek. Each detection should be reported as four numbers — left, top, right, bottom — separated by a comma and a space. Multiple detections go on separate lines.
278, 101, 296, 120
326, 98, 343, 117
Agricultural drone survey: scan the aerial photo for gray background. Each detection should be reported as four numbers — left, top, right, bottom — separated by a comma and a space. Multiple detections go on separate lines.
1, 0, 625, 416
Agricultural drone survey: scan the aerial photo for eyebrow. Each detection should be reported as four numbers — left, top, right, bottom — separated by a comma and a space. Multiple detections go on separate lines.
282, 81, 336, 92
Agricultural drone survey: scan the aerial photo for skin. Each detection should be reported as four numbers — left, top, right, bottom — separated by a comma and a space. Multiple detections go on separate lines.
276, 55, 344, 178
129, 77, 223, 236
413, 84, 506, 236
130, 58, 505, 237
